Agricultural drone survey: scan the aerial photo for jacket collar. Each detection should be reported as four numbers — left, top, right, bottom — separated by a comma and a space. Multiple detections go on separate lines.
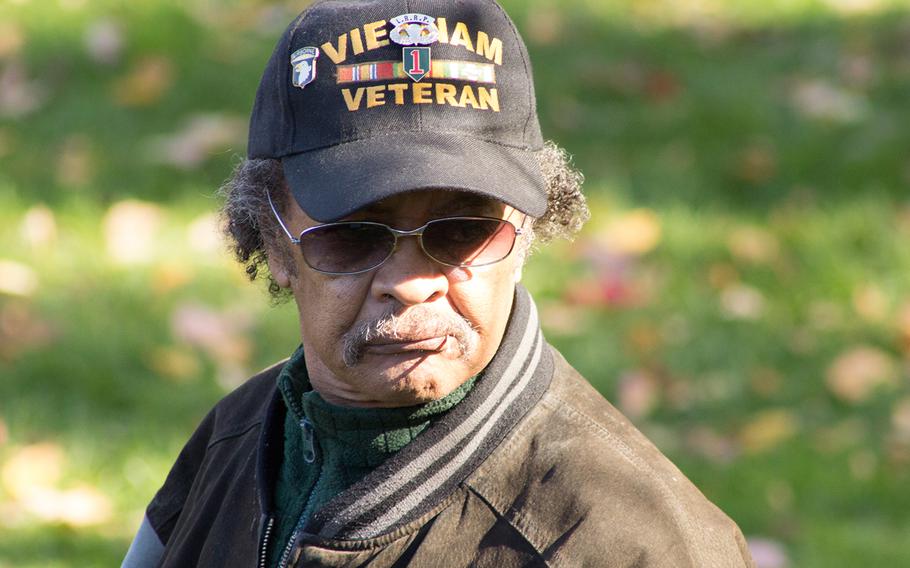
256, 285, 553, 541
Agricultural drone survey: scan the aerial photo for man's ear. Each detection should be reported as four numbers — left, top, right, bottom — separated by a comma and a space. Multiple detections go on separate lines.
267, 252, 292, 289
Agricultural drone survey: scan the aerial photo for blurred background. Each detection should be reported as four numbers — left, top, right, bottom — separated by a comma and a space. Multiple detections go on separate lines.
1, 0, 909, 566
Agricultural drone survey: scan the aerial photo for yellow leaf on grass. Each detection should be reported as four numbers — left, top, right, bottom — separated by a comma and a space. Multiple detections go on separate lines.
727, 226, 779, 265
103, 200, 164, 265
19, 205, 57, 248
112, 56, 174, 107
2, 443, 64, 498
739, 409, 798, 454
0, 259, 38, 297
22, 485, 113, 527
596, 209, 662, 256
852, 283, 888, 323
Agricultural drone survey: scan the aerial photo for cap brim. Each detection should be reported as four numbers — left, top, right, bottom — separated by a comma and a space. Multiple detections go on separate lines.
281, 132, 547, 223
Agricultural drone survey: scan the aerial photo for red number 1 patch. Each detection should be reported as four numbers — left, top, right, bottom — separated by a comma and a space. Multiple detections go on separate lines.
403, 47, 431, 82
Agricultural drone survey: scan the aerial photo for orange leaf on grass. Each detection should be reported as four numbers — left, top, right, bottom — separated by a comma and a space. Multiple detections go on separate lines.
112, 56, 174, 107
825, 345, 899, 404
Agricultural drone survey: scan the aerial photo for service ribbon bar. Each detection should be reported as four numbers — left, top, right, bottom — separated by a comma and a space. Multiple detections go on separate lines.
337, 60, 496, 85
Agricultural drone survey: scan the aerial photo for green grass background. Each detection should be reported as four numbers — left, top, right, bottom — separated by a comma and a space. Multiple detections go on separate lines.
1, 0, 909, 566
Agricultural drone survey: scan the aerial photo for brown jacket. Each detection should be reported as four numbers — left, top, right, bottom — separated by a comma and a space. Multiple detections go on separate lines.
136, 344, 753, 567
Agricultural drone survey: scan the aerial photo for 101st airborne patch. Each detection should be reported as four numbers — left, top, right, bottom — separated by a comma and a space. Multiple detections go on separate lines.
290, 47, 320, 89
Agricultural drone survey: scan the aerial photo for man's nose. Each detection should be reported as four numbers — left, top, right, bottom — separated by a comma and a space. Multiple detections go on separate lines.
370, 236, 449, 306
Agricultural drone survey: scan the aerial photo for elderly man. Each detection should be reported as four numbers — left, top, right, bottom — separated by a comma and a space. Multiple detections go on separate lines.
124, 1, 754, 567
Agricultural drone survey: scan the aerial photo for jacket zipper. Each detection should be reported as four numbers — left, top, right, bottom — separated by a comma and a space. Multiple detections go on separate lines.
277, 418, 319, 568
258, 515, 275, 568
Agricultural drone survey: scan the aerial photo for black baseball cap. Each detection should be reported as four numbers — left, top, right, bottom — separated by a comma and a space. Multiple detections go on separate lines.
247, 0, 547, 222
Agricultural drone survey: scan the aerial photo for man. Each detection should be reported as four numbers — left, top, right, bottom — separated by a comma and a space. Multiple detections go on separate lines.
124, 1, 754, 566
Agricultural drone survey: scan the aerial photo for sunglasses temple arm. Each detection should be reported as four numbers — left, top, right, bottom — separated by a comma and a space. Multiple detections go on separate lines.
267, 190, 300, 244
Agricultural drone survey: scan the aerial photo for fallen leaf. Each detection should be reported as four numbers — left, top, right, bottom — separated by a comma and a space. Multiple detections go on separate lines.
84, 18, 123, 65
790, 78, 866, 123
539, 301, 587, 336
749, 367, 783, 398
564, 277, 606, 306
524, 4, 563, 45
645, 70, 683, 103
0, 60, 48, 118
0, 22, 24, 58
892, 398, 910, 437
852, 283, 888, 322
707, 263, 739, 290
103, 200, 164, 265
56, 134, 94, 188
19, 205, 58, 249
739, 409, 798, 454
686, 426, 739, 464
727, 226, 780, 265
0, 259, 38, 297
617, 369, 660, 419
825, 345, 898, 403
112, 56, 174, 107
896, 302, 910, 355
146, 346, 202, 382
840, 52, 876, 88
186, 212, 224, 255
22, 485, 113, 527
595, 209, 662, 256
735, 144, 778, 185
720, 283, 765, 320
2, 443, 64, 499
746, 537, 790, 568
170, 302, 253, 365
146, 113, 245, 170
0, 301, 56, 362
823, 0, 887, 16
151, 262, 195, 295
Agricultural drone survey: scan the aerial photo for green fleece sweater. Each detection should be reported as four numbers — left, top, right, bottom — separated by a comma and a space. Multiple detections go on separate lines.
268, 346, 476, 567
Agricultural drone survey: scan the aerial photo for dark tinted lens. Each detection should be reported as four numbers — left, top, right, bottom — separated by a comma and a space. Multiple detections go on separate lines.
299, 223, 394, 273
423, 218, 516, 266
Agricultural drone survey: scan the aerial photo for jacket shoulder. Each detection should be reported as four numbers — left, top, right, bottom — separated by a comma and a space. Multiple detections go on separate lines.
206, 359, 286, 444
466, 346, 754, 568
145, 359, 286, 547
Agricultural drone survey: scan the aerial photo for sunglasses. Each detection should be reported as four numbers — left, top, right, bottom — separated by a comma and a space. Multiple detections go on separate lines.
267, 191, 525, 275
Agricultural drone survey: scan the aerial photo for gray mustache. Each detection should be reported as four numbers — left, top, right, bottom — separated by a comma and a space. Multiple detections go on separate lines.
342, 305, 479, 367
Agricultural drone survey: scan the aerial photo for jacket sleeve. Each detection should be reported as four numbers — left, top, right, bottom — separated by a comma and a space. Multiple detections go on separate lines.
121, 514, 165, 568
133, 407, 218, 554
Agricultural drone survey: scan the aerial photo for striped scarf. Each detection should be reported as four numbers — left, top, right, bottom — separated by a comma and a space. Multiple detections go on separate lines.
305, 285, 553, 540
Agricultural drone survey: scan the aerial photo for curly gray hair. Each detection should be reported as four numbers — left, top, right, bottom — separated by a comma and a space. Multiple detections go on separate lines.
219, 141, 589, 301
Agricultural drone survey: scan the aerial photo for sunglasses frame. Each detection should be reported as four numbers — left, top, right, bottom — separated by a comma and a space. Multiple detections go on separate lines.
267, 190, 525, 275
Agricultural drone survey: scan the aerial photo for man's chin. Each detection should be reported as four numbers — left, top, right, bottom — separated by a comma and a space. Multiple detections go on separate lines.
351, 354, 473, 406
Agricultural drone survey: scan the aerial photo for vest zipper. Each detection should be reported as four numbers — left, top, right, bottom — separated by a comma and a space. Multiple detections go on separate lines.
302, 418, 316, 464
258, 515, 275, 568
277, 418, 319, 568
